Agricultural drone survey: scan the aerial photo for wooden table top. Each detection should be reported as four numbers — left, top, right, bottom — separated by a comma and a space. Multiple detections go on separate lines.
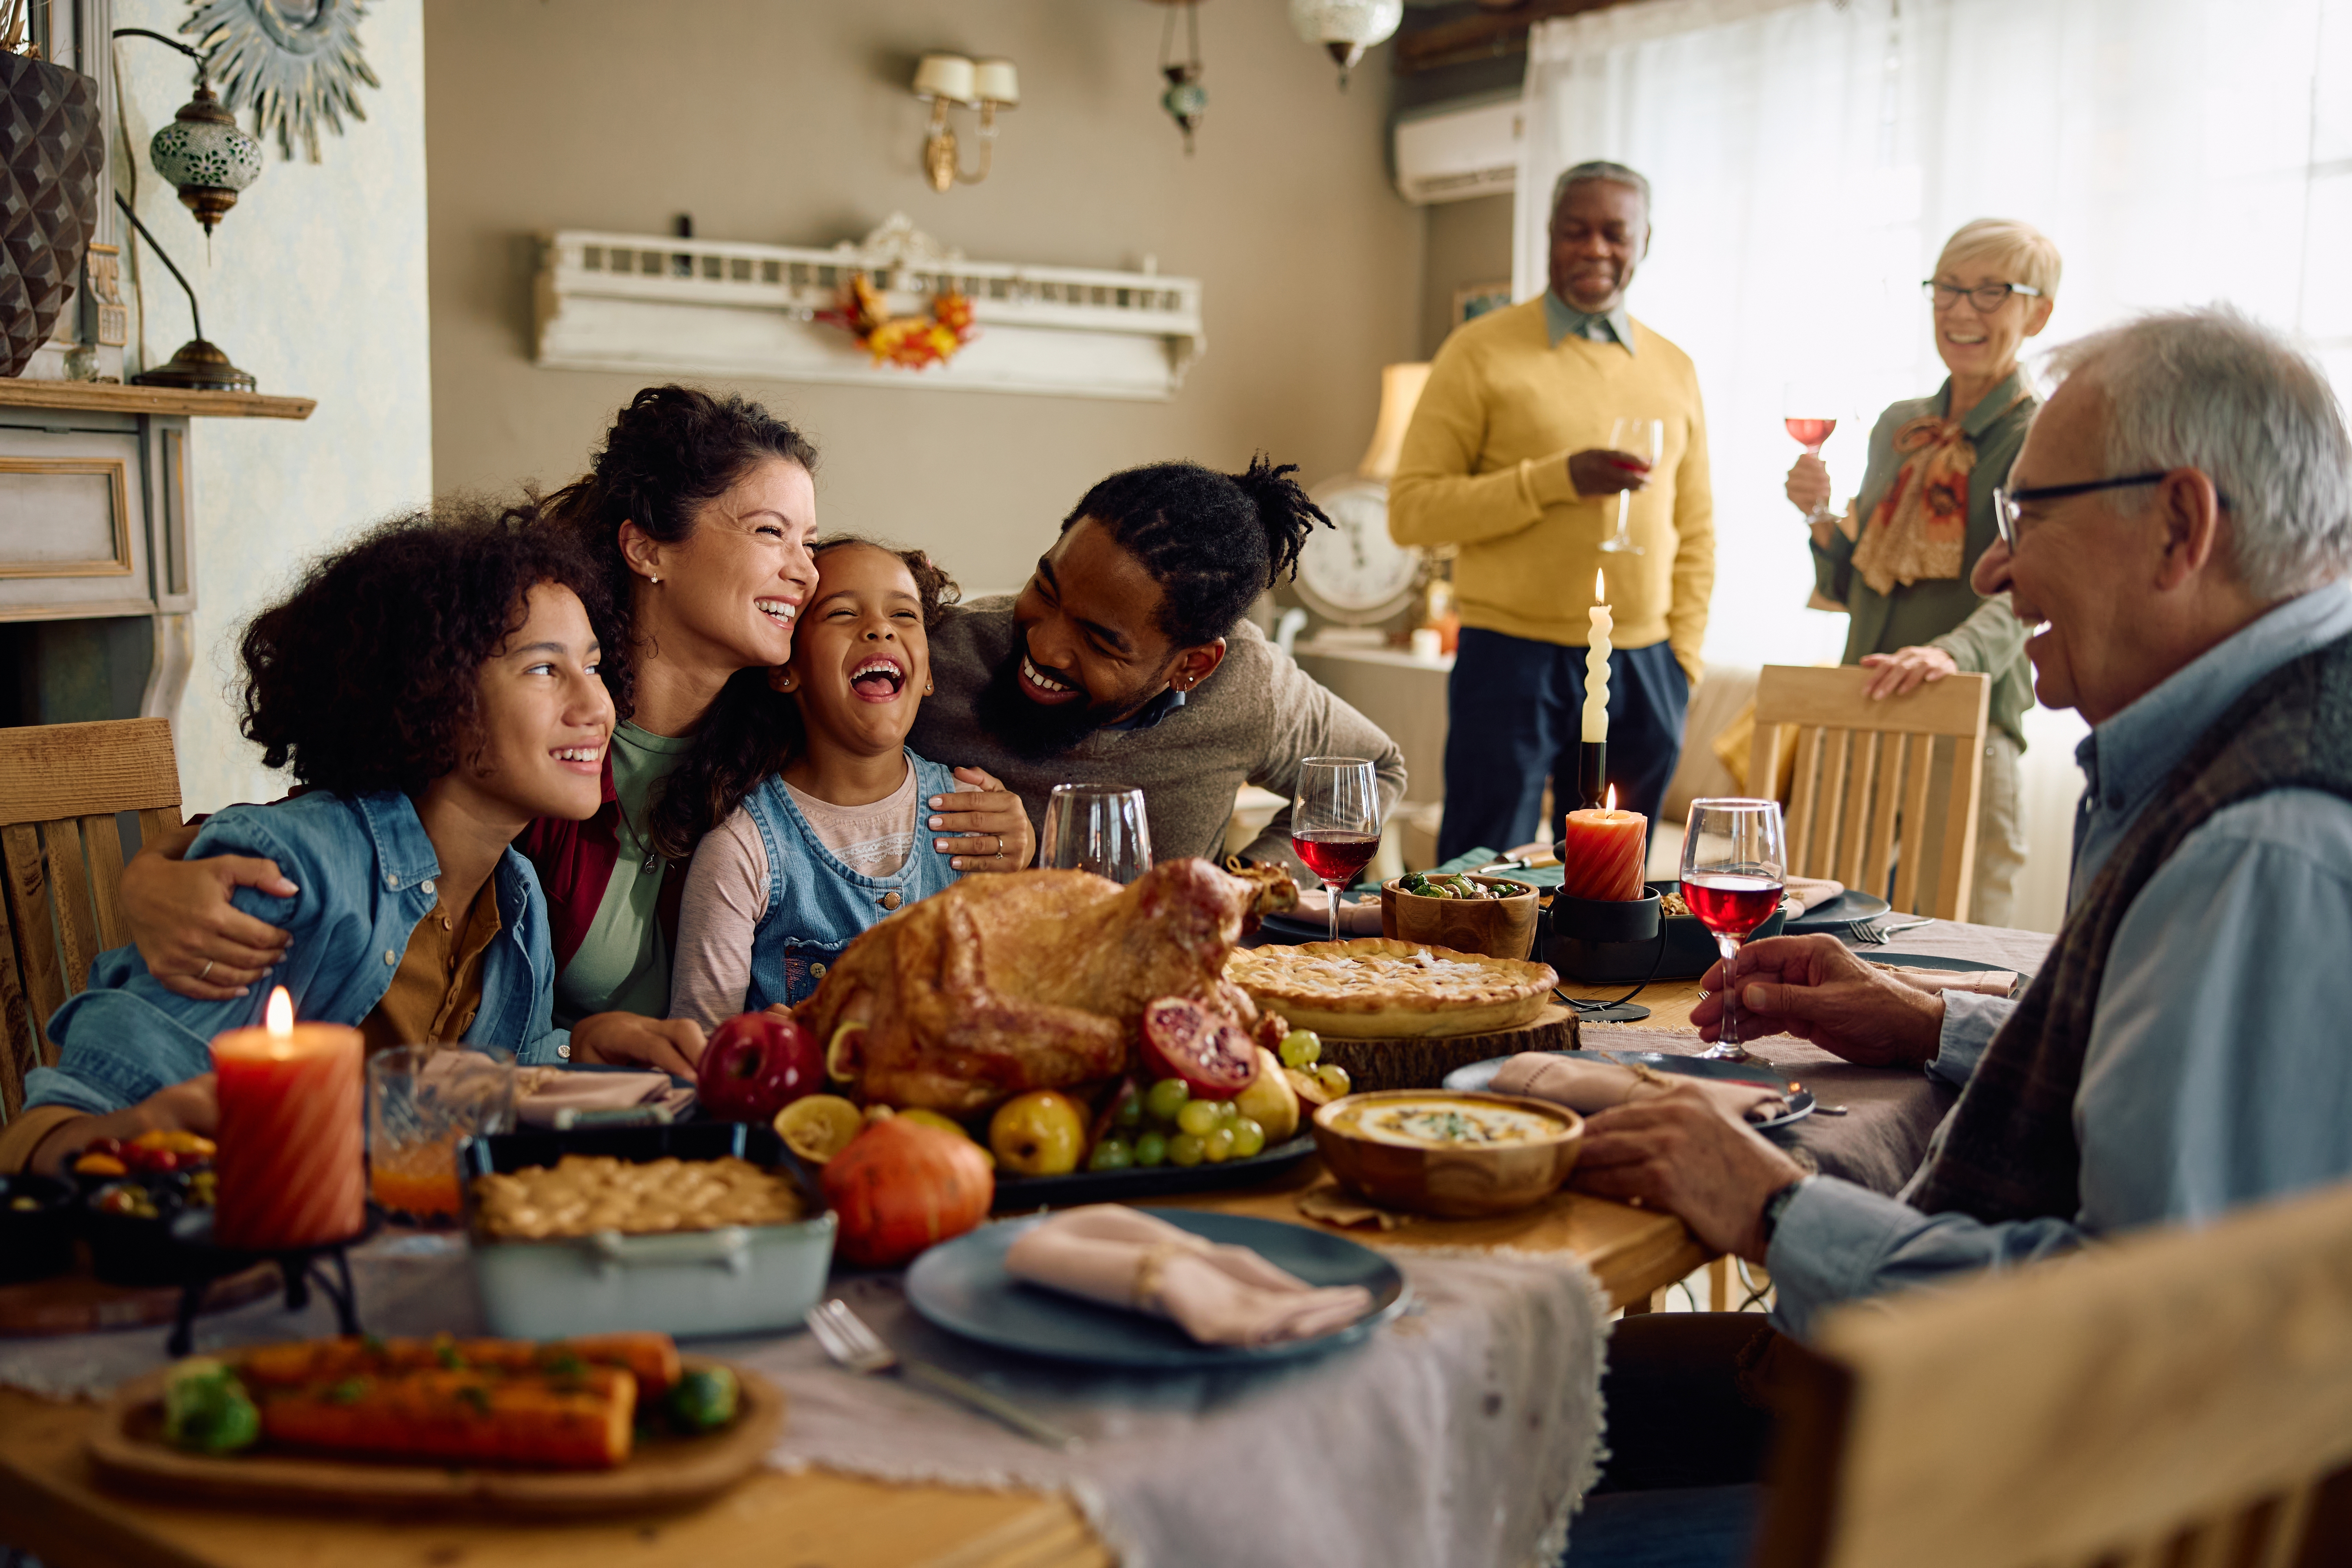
0, 974, 1704, 1568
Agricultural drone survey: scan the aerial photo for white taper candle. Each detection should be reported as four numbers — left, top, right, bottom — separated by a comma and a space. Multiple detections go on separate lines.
1582, 569, 1612, 743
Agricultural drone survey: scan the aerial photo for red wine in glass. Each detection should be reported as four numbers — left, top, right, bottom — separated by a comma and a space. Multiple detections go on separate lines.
1294, 830, 1380, 887
1294, 758, 1383, 942
1681, 873, 1786, 938
1680, 800, 1789, 1062
1784, 417, 1837, 451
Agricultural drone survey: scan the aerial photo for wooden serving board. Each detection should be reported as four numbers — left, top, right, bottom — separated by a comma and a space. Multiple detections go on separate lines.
84, 1355, 785, 1517
0, 1263, 278, 1338
1316, 1003, 1579, 1092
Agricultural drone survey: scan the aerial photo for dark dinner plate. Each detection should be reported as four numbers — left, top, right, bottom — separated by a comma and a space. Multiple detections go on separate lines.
1440, 1051, 1815, 1134
990, 1134, 1317, 1211
1783, 889, 1892, 934
906, 1208, 1410, 1369
1256, 893, 1379, 946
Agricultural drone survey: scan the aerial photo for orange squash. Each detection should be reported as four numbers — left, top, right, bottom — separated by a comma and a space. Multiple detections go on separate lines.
821, 1116, 993, 1267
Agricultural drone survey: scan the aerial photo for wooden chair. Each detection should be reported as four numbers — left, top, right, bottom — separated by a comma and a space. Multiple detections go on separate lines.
1748, 665, 1990, 921
0, 719, 182, 1121
1753, 1178, 2352, 1568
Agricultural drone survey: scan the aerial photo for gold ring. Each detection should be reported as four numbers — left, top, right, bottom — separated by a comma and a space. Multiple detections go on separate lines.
993, 834, 1005, 858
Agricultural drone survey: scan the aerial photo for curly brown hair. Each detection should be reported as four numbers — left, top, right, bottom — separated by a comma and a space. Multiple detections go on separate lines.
539, 385, 822, 860
237, 501, 620, 799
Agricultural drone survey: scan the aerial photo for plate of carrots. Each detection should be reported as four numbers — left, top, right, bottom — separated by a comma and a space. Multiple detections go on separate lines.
85, 1332, 783, 1515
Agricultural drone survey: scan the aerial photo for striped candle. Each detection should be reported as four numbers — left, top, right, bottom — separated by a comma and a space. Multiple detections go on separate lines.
1558, 789, 1648, 902
211, 987, 365, 1252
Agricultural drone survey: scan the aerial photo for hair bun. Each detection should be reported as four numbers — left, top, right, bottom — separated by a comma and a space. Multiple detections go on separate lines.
1232, 453, 1329, 588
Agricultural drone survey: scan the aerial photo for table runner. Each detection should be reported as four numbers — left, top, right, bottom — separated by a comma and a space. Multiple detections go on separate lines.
0, 1230, 1612, 1568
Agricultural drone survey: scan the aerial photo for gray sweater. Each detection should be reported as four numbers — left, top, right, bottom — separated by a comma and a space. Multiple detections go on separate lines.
910, 597, 1409, 877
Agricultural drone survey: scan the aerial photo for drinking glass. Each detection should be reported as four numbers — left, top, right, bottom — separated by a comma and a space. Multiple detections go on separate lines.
1602, 417, 1663, 555
1040, 783, 1152, 883
1680, 799, 1788, 1062
1782, 381, 1841, 526
1292, 757, 1383, 942
366, 1046, 517, 1223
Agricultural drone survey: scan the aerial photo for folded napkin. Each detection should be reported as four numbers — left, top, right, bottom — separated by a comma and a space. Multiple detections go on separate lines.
1490, 1052, 1789, 1127
1869, 963, 2018, 999
1001, 1205, 1376, 1347
1784, 877, 1844, 917
1294, 887, 1386, 935
511, 1065, 697, 1129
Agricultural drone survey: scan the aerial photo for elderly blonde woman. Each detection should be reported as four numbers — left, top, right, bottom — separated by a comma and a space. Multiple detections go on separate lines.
1788, 218, 2057, 926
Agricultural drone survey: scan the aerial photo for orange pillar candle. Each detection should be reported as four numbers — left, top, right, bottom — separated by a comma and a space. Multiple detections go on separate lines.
211, 986, 365, 1251
1558, 786, 1649, 902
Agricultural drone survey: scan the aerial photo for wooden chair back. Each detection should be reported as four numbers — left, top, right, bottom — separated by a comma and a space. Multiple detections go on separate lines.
1753, 1178, 2352, 1568
1748, 665, 1990, 920
0, 719, 182, 1120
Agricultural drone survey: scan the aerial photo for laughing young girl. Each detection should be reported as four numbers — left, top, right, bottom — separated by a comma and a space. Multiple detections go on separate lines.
668, 538, 1031, 1027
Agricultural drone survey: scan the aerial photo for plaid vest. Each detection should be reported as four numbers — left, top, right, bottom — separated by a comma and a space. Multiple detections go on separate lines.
1911, 630, 2352, 1223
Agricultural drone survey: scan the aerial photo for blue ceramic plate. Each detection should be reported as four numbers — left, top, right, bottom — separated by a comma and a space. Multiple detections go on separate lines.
1782, 889, 1892, 934
904, 1209, 1411, 1369
1440, 1051, 1815, 1134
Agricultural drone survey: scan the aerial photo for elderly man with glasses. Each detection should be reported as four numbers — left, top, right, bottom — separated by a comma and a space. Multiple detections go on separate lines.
1562, 305, 2352, 1514
1785, 218, 2059, 925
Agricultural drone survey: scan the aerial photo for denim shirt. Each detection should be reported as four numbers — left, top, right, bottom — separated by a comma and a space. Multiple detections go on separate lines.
1769, 585, 2352, 1337
27, 790, 570, 1117
740, 752, 962, 1009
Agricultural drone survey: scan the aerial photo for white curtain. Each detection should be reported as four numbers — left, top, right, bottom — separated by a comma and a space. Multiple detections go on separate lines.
1517, 0, 2352, 930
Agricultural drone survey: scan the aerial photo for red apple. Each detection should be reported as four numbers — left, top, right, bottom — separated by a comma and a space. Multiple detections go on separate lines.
697, 1011, 823, 1123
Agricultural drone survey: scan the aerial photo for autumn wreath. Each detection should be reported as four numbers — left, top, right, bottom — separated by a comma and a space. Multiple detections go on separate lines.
820, 274, 976, 371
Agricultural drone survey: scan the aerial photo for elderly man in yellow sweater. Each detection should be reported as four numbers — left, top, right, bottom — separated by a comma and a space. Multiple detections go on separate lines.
1391, 160, 1714, 862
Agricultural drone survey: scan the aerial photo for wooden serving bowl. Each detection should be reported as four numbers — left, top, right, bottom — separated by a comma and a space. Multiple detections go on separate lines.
1379, 875, 1541, 961
1310, 1090, 1583, 1218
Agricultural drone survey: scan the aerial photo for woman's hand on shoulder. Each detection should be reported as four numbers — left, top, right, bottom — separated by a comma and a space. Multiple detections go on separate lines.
930, 767, 1035, 872
122, 824, 296, 1001
567, 1012, 706, 1079
1860, 644, 1958, 699
1786, 453, 1831, 517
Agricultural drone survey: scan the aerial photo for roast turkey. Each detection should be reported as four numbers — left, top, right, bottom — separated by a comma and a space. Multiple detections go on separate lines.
800, 857, 1297, 1114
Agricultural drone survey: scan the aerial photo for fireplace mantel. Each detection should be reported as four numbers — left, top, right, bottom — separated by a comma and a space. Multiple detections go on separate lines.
0, 382, 314, 420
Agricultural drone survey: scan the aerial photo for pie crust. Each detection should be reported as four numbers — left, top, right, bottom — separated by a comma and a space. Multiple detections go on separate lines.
1224, 939, 1559, 1039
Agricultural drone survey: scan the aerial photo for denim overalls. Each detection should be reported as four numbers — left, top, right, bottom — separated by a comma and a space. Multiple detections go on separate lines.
742, 751, 962, 1009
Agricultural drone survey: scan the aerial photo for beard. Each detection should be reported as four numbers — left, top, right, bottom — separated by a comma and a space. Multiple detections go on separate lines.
974, 640, 1165, 760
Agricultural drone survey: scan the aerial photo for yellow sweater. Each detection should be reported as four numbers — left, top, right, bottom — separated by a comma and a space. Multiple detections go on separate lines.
1388, 298, 1713, 678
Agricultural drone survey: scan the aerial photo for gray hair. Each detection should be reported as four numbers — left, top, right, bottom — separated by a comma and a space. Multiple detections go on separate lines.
1550, 160, 1651, 225
2045, 306, 2352, 601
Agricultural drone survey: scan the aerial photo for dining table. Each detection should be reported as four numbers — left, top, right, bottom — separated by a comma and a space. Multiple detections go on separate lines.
0, 915, 2052, 1568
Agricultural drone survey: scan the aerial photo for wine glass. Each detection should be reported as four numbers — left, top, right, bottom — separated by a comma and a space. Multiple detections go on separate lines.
1601, 417, 1662, 555
1680, 798, 1788, 1062
1782, 381, 1840, 526
1291, 757, 1382, 943
1040, 784, 1152, 884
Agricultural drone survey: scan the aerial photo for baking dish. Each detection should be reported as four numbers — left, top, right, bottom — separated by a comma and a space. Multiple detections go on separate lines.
458, 1122, 835, 1340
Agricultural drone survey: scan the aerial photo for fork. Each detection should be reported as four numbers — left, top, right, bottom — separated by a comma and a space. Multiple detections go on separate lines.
804, 1297, 1082, 1451
1847, 916, 1934, 946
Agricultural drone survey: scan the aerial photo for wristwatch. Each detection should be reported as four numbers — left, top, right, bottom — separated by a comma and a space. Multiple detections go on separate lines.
1759, 1175, 1815, 1247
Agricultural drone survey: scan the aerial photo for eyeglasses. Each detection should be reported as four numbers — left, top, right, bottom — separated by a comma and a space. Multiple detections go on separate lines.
1922, 279, 2043, 312
1992, 472, 2234, 550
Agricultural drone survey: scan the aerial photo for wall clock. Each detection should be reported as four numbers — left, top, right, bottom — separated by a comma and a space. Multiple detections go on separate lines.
186, 0, 378, 162
1294, 476, 1421, 626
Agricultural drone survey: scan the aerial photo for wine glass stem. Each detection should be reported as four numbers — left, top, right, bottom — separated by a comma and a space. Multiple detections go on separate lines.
1326, 880, 1341, 942
1719, 935, 1741, 1045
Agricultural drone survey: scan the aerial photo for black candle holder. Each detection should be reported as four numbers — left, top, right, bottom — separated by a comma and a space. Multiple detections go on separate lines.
165, 1207, 382, 1357
1546, 889, 1665, 1022
1576, 740, 1609, 811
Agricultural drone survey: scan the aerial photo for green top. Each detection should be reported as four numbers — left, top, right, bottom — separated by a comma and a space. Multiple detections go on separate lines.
1542, 291, 1635, 354
1811, 368, 2037, 748
552, 722, 693, 1025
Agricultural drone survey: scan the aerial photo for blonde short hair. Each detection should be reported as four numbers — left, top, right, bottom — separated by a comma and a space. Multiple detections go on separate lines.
1933, 218, 2062, 300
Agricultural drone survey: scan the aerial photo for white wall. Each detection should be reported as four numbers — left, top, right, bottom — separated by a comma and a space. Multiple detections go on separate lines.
113, 0, 434, 814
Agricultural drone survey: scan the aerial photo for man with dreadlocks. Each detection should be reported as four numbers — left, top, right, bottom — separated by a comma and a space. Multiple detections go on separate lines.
911, 456, 1408, 880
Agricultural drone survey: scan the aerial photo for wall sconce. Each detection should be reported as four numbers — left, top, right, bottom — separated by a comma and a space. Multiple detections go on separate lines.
913, 53, 1017, 191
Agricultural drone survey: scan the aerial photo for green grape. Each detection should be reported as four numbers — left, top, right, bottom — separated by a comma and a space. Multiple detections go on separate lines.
1134, 1131, 1169, 1167
1201, 1127, 1236, 1163
1278, 1030, 1323, 1068
1145, 1078, 1191, 1125
1087, 1137, 1134, 1172
1215, 1099, 1242, 1125
1175, 1098, 1223, 1138
1314, 1062, 1353, 1099
1167, 1131, 1206, 1167
1230, 1117, 1266, 1158
1112, 1092, 1144, 1130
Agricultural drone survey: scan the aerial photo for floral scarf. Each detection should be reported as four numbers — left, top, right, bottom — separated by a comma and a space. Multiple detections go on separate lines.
1847, 396, 2028, 596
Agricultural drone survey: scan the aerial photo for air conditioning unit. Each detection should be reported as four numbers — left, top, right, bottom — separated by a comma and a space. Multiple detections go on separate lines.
1394, 94, 1521, 206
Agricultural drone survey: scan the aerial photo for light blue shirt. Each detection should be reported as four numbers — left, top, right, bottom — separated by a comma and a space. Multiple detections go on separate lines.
1542, 291, 1634, 354
1769, 585, 2352, 1337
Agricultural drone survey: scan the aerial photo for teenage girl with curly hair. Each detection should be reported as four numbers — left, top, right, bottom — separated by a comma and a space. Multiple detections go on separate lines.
116, 388, 1034, 1078
3, 505, 617, 1176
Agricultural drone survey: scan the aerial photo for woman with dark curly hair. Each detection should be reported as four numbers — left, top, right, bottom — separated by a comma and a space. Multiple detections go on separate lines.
2, 506, 617, 1177
117, 386, 1033, 1079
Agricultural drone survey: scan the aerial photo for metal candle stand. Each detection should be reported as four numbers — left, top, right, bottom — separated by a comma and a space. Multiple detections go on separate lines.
166, 1209, 381, 1357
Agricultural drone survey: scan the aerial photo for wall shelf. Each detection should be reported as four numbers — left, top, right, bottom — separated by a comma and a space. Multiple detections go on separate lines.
533, 214, 1206, 402
0, 382, 315, 420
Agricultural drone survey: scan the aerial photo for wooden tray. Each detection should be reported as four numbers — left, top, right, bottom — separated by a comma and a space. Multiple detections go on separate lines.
85, 1354, 786, 1517
0, 1263, 278, 1338
1316, 1003, 1579, 1092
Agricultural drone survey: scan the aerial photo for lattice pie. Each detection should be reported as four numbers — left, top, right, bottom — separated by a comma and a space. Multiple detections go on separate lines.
1224, 939, 1558, 1039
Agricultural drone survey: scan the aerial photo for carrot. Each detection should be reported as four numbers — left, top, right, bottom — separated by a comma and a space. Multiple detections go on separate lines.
237, 1333, 680, 1397
256, 1367, 634, 1470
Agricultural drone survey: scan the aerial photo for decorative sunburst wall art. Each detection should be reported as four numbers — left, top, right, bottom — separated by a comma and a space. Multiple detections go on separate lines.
183, 0, 379, 163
